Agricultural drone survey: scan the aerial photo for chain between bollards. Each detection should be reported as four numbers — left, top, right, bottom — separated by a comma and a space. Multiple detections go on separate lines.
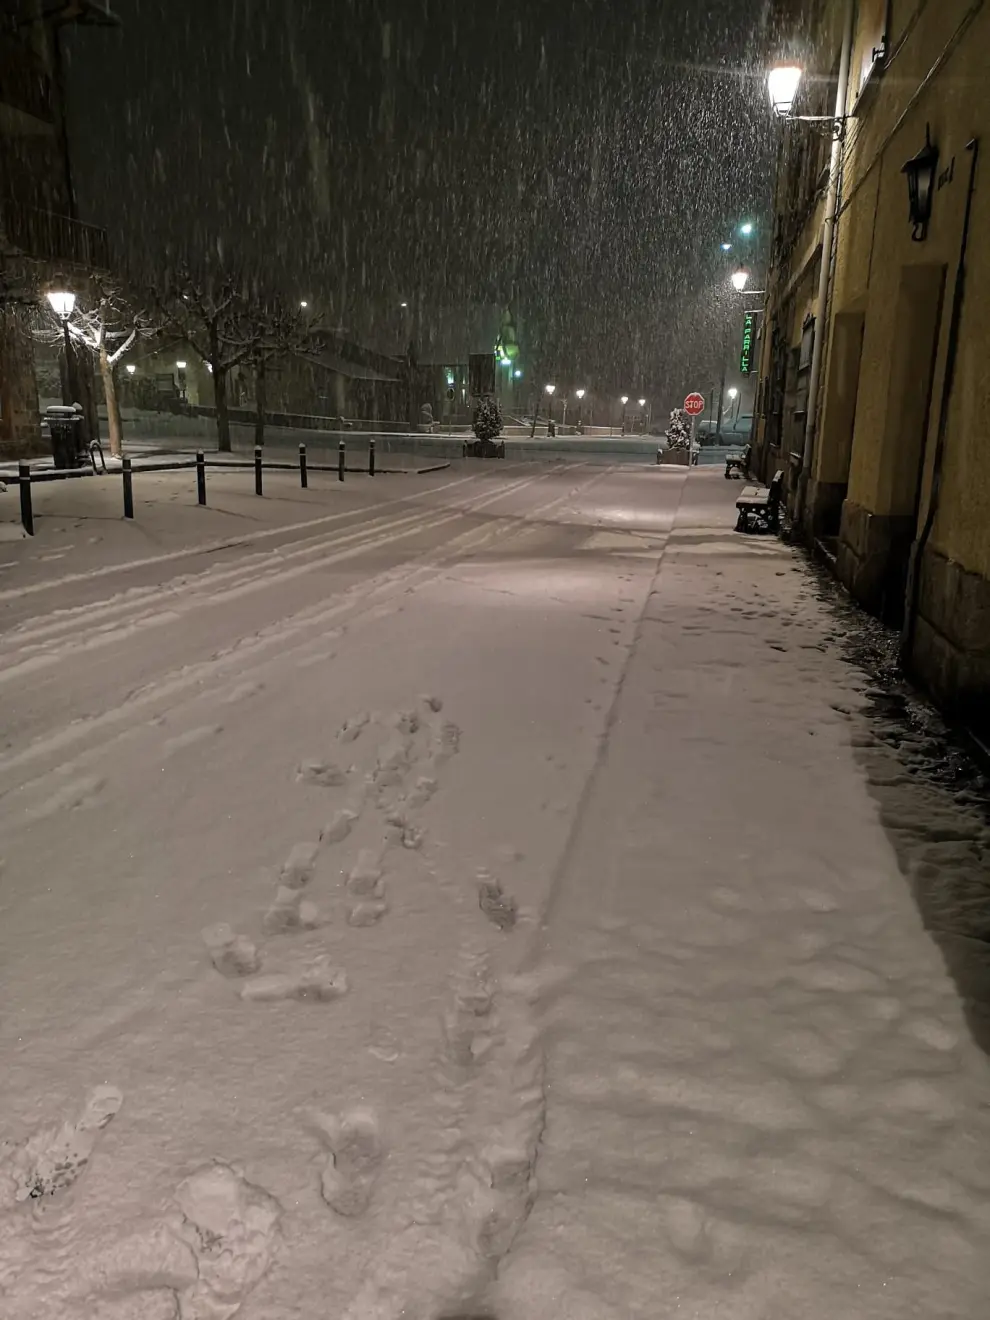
299, 442, 308, 488
338, 440, 345, 482
18, 462, 33, 536
368, 437, 376, 477
122, 457, 134, 519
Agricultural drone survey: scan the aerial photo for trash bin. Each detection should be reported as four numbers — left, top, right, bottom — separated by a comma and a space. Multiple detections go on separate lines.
45, 405, 84, 469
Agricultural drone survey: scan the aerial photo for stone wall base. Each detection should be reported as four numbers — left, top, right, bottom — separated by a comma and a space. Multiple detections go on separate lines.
911, 546, 990, 736
807, 478, 847, 538
836, 499, 915, 625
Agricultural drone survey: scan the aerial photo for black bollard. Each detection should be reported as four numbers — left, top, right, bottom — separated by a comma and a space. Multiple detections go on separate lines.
656, 447, 662, 465
196, 450, 207, 505
122, 457, 134, 519
338, 440, 345, 482
254, 445, 263, 496
369, 437, 376, 477
18, 462, 33, 536
299, 442, 308, 489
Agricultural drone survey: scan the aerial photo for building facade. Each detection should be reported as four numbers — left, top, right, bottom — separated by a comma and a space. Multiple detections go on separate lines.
0, 0, 113, 457
755, 0, 990, 732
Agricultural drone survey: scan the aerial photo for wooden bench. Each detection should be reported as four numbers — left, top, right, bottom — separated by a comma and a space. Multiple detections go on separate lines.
724, 444, 751, 479
735, 469, 784, 534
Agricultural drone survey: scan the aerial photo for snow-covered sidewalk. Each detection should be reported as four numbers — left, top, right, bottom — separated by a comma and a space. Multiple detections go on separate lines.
0, 465, 987, 1319
494, 486, 990, 1319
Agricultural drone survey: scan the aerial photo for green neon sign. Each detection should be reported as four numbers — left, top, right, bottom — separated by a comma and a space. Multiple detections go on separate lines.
740, 311, 757, 375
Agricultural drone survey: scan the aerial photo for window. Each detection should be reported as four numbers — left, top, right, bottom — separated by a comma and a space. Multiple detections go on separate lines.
855, 0, 889, 97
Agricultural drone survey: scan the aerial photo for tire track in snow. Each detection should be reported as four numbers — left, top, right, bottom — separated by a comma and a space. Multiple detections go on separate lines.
0, 471, 545, 679
0, 464, 602, 829
0, 462, 507, 609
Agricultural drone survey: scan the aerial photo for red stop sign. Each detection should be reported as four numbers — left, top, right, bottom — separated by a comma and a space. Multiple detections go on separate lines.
684, 392, 705, 416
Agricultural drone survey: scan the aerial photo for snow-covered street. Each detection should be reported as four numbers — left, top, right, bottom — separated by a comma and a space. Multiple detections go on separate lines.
1, 462, 988, 1319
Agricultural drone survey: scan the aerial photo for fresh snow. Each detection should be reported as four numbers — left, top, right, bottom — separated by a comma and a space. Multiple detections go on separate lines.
0, 462, 988, 1318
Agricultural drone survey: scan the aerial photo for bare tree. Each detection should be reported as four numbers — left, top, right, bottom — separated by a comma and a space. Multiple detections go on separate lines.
38, 281, 157, 458
157, 272, 264, 453
248, 300, 326, 448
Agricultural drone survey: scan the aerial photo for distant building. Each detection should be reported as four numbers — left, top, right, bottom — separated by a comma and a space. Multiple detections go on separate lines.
0, 0, 114, 457
755, 0, 990, 732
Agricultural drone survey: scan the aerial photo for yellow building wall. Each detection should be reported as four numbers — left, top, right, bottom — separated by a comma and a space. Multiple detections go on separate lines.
840, 2, 990, 572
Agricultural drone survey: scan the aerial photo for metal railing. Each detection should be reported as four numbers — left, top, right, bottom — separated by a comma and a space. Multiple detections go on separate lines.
10, 441, 449, 536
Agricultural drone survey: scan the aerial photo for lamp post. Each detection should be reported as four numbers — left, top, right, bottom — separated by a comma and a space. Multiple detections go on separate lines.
638, 397, 649, 434
575, 387, 586, 429
545, 382, 556, 431
176, 360, 188, 402
47, 290, 77, 406
620, 394, 629, 435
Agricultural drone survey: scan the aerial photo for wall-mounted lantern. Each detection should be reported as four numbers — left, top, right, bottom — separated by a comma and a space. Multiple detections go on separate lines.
902, 125, 939, 242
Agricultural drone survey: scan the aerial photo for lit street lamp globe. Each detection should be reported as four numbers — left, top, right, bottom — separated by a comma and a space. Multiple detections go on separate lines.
545, 383, 556, 395
47, 290, 76, 319
768, 64, 802, 118
728, 388, 739, 400
575, 389, 586, 400
620, 395, 629, 406
731, 266, 750, 292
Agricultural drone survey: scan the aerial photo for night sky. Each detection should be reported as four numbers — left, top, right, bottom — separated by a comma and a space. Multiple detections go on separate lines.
66, 0, 778, 408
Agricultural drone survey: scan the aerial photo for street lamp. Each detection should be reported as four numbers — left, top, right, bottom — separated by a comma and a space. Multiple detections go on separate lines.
299, 300, 309, 309
47, 289, 77, 407
730, 266, 750, 292
739, 222, 755, 236
575, 387, 586, 428
620, 394, 629, 435
125, 364, 136, 375
47, 290, 76, 319
544, 382, 556, 427
767, 64, 803, 118
902, 127, 939, 242
720, 242, 732, 252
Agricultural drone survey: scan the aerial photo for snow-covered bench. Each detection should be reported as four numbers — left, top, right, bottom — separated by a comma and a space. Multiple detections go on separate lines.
735, 470, 783, 534
724, 444, 751, 479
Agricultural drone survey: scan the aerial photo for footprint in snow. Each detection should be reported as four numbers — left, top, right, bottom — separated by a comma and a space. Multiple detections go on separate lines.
479, 880, 517, 931
315, 1109, 384, 1217
240, 955, 348, 1003
202, 923, 262, 976
321, 808, 358, 844
172, 1161, 280, 1319
263, 886, 320, 935
296, 759, 348, 788
3, 1085, 123, 1203
338, 712, 370, 743
280, 841, 320, 888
